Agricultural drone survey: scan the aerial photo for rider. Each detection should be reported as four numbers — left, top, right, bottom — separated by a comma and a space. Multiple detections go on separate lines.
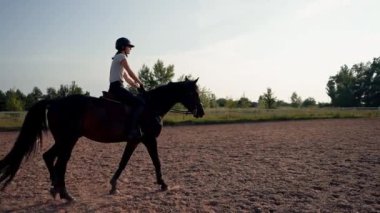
109, 37, 144, 140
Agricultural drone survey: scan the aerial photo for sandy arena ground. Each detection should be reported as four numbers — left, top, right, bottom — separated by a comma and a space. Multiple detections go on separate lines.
0, 118, 379, 212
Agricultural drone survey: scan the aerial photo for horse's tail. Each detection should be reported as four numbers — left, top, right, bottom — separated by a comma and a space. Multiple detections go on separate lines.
0, 99, 50, 190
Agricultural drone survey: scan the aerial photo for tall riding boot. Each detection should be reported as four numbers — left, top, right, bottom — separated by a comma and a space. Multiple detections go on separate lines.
126, 105, 144, 141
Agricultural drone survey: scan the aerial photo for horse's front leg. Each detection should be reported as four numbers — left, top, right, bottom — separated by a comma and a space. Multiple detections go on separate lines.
142, 136, 168, 191
109, 142, 138, 195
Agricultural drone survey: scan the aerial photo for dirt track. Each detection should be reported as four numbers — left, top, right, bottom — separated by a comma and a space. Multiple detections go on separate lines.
0, 118, 379, 212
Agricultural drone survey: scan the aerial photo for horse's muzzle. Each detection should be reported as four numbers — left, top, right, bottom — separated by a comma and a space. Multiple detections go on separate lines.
193, 107, 205, 118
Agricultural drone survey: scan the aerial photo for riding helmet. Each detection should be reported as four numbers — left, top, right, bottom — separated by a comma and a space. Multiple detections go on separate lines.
115, 37, 134, 50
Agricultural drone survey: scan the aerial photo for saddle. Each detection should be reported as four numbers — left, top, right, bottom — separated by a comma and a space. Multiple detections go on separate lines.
101, 90, 162, 137
101, 91, 122, 103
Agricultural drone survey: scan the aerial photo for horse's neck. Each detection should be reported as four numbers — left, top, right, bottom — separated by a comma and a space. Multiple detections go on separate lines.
152, 98, 178, 117
147, 90, 180, 117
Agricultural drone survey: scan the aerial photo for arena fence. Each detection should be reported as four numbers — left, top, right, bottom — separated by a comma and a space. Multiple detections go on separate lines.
1, 107, 379, 130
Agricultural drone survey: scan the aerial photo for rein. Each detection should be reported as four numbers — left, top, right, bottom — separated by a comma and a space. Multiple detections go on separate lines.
169, 109, 193, 115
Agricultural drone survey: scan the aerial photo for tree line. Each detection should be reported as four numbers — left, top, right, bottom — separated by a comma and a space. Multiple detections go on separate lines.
1, 57, 378, 111
137, 60, 321, 109
327, 57, 380, 107
0, 82, 89, 111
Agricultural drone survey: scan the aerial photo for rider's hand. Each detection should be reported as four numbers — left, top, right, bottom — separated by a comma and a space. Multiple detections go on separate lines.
138, 84, 146, 93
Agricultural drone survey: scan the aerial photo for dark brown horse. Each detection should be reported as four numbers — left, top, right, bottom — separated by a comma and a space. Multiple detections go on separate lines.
0, 78, 204, 201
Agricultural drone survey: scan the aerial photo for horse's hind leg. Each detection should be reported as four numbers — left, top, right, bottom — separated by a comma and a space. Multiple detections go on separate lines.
43, 144, 58, 187
50, 138, 78, 202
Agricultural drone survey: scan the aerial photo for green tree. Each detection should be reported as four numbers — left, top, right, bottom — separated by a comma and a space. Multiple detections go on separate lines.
258, 96, 265, 108
216, 98, 227, 107
260, 88, 277, 109
351, 62, 369, 106
57, 84, 69, 97
25, 87, 43, 110
326, 78, 337, 106
139, 60, 175, 90
5, 89, 25, 111
357, 57, 380, 107
327, 65, 357, 107
327, 57, 380, 107
45, 87, 57, 99
226, 98, 237, 108
368, 57, 380, 106
69, 81, 84, 95
56, 81, 90, 98
318, 102, 331, 108
199, 88, 217, 108
139, 59, 219, 109
237, 97, 252, 108
138, 65, 155, 89
177, 74, 217, 108
177, 74, 194, 82
290, 92, 302, 108
301, 97, 316, 107
276, 100, 290, 107
68, 81, 90, 96
0, 90, 6, 111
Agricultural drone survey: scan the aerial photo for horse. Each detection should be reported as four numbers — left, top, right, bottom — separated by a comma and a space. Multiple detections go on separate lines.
0, 78, 204, 201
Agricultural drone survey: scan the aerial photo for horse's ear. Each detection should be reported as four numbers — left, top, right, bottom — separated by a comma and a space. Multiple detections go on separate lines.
194, 78, 199, 84
185, 76, 189, 81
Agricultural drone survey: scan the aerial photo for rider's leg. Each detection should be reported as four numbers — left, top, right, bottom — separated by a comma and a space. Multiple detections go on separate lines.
109, 81, 144, 140
127, 96, 145, 140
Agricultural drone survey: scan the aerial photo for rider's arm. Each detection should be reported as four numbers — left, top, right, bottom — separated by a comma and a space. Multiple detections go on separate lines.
123, 72, 140, 88
121, 59, 143, 86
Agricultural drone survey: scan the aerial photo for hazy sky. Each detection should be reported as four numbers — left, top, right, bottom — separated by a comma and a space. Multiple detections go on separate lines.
0, 0, 379, 102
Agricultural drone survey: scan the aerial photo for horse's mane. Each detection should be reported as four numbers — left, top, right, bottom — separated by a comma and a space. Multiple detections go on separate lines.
146, 81, 197, 97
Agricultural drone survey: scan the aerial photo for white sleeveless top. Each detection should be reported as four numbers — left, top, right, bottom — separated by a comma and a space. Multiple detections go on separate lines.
109, 53, 127, 83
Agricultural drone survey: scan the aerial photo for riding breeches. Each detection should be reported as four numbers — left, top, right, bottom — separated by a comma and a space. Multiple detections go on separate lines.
108, 81, 145, 107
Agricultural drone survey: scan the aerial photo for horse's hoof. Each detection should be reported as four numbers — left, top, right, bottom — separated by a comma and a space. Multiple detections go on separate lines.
49, 187, 58, 199
161, 184, 168, 191
50, 187, 75, 201
109, 189, 120, 195
60, 193, 75, 202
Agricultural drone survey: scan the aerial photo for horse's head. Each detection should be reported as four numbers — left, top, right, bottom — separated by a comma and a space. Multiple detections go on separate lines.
178, 78, 205, 118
